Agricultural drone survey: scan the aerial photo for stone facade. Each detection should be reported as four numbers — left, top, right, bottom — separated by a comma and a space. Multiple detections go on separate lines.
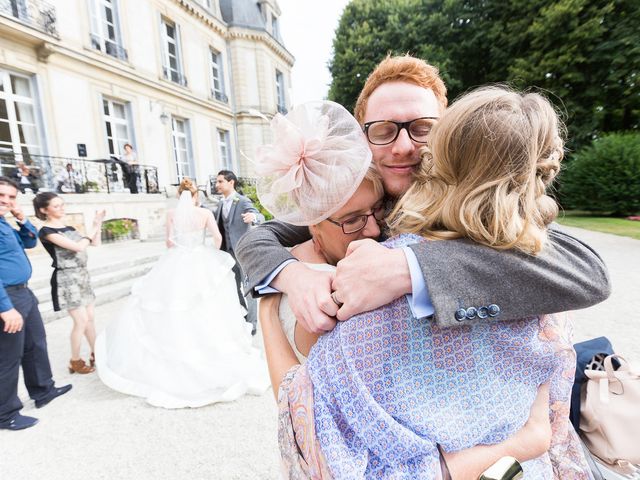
1, 0, 293, 242
0, 0, 293, 187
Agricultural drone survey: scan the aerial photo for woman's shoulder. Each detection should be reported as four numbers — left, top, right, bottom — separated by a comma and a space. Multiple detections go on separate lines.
39, 225, 74, 237
382, 233, 425, 249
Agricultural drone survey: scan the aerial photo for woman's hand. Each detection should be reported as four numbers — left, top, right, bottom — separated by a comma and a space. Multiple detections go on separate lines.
443, 383, 551, 479
93, 209, 106, 226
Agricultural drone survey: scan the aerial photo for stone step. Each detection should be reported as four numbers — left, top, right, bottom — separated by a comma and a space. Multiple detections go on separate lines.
32, 262, 154, 305
29, 253, 160, 292
41, 276, 140, 324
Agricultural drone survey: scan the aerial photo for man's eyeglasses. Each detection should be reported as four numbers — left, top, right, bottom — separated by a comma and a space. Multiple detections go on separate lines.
326, 205, 386, 234
363, 117, 439, 146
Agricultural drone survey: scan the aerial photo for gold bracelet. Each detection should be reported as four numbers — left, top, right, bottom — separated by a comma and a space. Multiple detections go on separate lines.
478, 456, 523, 480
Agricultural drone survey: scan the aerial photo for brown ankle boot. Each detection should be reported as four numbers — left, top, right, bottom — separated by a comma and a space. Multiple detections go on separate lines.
68, 359, 95, 374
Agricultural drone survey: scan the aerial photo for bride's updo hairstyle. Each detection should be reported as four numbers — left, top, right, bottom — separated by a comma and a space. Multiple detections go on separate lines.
178, 177, 198, 197
389, 86, 564, 255
254, 101, 372, 226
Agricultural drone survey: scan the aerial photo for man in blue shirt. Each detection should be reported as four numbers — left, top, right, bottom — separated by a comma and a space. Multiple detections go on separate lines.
0, 176, 71, 430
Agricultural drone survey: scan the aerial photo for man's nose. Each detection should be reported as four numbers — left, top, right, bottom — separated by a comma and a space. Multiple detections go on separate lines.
391, 128, 415, 156
362, 214, 381, 238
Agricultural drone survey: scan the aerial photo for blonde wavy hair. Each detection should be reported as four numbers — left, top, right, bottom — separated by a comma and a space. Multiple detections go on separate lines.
354, 54, 448, 124
388, 86, 564, 255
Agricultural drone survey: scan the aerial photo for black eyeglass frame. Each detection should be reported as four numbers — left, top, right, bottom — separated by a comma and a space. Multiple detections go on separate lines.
325, 206, 386, 235
362, 117, 439, 145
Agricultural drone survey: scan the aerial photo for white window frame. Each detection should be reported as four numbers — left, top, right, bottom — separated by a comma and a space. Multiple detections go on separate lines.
217, 128, 232, 170
209, 49, 227, 103
0, 69, 44, 161
160, 17, 187, 86
102, 97, 134, 156
171, 116, 194, 180
271, 15, 280, 39
88, 0, 126, 60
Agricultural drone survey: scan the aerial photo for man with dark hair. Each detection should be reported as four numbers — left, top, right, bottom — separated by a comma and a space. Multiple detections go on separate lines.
0, 176, 71, 431
213, 170, 264, 333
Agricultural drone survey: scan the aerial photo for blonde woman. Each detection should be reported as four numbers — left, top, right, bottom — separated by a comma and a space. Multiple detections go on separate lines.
95, 178, 269, 408
260, 90, 592, 478
34, 192, 104, 374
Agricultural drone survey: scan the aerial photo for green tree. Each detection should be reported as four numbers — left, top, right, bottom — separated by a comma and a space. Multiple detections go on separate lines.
328, 0, 456, 113
328, 0, 640, 151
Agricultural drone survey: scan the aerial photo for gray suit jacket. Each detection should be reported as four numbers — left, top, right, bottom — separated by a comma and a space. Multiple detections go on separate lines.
213, 193, 264, 252
235, 221, 611, 328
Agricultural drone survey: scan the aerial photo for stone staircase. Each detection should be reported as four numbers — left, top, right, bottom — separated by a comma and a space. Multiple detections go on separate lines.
27, 240, 166, 323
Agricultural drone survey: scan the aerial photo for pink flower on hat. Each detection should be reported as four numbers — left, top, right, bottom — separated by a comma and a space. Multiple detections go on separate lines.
254, 101, 372, 226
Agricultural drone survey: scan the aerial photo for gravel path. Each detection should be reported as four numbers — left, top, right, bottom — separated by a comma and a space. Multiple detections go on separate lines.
2, 225, 637, 479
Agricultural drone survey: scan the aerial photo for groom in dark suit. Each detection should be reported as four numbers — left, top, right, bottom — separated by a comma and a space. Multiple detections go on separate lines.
214, 170, 264, 333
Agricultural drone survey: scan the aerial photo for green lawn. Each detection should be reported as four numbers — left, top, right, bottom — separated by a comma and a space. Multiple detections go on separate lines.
556, 214, 640, 240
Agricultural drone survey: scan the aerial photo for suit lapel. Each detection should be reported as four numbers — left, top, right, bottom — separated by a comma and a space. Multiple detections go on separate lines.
228, 194, 239, 224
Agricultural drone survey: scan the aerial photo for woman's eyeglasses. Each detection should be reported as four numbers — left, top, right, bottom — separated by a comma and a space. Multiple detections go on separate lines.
363, 117, 439, 145
326, 205, 386, 234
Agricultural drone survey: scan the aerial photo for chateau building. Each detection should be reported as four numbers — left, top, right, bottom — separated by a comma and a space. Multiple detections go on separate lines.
0, 0, 294, 193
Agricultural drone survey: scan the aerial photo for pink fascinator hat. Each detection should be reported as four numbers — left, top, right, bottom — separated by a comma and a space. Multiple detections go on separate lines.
255, 101, 372, 226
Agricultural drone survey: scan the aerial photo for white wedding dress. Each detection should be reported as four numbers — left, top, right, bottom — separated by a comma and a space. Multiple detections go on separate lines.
95, 193, 269, 408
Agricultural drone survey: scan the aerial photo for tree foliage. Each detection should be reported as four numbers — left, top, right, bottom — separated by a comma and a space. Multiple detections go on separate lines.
328, 0, 640, 151
560, 132, 640, 215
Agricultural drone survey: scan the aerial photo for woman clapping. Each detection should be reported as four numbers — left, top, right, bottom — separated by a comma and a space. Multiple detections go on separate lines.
33, 193, 104, 374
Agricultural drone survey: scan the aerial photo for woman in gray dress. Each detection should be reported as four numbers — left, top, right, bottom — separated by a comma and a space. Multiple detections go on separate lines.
33, 192, 105, 374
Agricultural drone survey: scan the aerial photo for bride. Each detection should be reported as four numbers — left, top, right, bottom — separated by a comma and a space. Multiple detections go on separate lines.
95, 178, 269, 408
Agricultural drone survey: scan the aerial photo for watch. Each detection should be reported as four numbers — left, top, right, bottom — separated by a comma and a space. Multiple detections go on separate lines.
479, 456, 523, 480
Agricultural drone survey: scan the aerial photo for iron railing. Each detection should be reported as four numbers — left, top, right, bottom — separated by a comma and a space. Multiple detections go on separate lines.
0, 152, 159, 194
211, 90, 229, 103
208, 174, 256, 197
0, 0, 57, 36
90, 34, 128, 61
162, 66, 188, 87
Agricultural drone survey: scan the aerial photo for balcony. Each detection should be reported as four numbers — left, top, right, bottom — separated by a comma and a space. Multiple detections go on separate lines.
0, 152, 160, 195
0, 0, 57, 36
162, 66, 188, 87
90, 34, 128, 61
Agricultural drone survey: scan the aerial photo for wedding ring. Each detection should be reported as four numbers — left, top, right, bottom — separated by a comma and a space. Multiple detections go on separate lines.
331, 291, 343, 307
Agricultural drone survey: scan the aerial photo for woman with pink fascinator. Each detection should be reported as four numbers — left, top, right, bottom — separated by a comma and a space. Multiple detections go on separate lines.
256, 92, 591, 479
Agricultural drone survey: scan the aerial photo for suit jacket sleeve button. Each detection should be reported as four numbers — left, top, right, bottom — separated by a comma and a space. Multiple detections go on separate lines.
455, 309, 467, 322
465, 307, 477, 319
477, 306, 489, 319
488, 304, 500, 317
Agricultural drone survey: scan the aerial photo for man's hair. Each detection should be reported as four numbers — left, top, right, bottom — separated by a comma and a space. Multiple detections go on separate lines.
0, 176, 19, 190
217, 170, 237, 189
354, 54, 448, 124
389, 86, 564, 255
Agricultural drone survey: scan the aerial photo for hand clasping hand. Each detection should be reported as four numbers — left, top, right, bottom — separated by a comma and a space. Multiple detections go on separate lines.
274, 262, 338, 334
333, 239, 411, 321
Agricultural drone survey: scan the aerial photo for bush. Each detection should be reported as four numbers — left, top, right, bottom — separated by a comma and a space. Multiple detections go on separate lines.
238, 183, 273, 221
560, 132, 640, 216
